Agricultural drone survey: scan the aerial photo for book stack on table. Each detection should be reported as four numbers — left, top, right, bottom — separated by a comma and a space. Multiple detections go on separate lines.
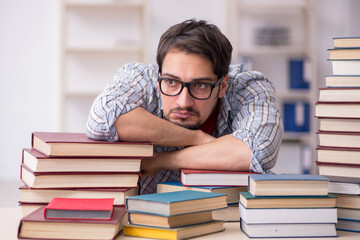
315, 37, 360, 233
19, 132, 153, 216
157, 169, 259, 222
123, 190, 227, 240
239, 174, 338, 238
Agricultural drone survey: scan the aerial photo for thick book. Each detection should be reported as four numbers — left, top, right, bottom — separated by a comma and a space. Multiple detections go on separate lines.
19, 185, 138, 205
241, 219, 337, 238
317, 130, 360, 149
22, 148, 142, 173
239, 203, 337, 224
128, 210, 213, 228
239, 192, 337, 209
334, 194, 360, 209
44, 198, 114, 220
328, 48, 360, 59
126, 190, 228, 216
338, 208, 360, 222
317, 146, 360, 165
248, 174, 329, 196
315, 101, 360, 118
318, 117, 360, 133
123, 220, 225, 240
336, 219, 360, 233
20, 164, 140, 189
329, 59, 360, 75
333, 37, 360, 48
319, 87, 360, 102
317, 161, 360, 179
179, 169, 257, 187
325, 175, 360, 195
324, 75, 360, 87
157, 181, 247, 204
31, 132, 153, 157
212, 204, 239, 222
18, 206, 127, 240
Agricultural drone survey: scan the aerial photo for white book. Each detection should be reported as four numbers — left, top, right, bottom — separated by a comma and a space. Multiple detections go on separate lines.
330, 59, 360, 75
239, 203, 337, 224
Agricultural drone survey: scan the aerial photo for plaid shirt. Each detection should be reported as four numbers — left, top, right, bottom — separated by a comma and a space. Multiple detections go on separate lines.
86, 63, 283, 194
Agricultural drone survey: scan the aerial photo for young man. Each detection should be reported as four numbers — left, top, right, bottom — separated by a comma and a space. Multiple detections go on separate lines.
86, 19, 283, 194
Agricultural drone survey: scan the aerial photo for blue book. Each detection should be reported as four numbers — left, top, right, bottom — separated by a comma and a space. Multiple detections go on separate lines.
156, 181, 247, 204
289, 59, 309, 89
336, 219, 360, 233
283, 102, 310, 132
248, 174, 329, 196
126, 190, 228, 216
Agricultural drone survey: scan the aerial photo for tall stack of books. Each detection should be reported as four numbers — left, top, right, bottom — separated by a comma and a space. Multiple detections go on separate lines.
17, 131, 153, 239
239, 174, 337, 238
123, 190, 227, 239
156, 169, 257, 222
315, 37, 360, 233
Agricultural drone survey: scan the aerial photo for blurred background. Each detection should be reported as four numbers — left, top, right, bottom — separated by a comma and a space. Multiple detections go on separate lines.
1, 0, 360, 206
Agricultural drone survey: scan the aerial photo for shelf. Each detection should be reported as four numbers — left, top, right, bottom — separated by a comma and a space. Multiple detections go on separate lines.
65, 0, 144, 8
236, 0, 307, 12
237, 46, 307, 56
65, 44, 144, 53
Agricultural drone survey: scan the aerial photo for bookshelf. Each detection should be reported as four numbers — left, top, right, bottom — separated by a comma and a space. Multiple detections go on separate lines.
226, 0, 317, 173
58, 0, 149, 131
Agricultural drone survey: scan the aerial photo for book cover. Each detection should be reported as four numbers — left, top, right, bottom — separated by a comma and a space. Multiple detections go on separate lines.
317, 146, 360, 165
318, 117, 360, 133
283, 102, 310, 132
315, 101, 360, 118
328, 47, 360, 59
317, 130, 360, 149
44, 198, 114, 220
316, 161, 360, 179
31, 132, 153, 157
334, 194, 360, 209
336, 219, 360, 233
328, 59, 360, 75
319, 87, 360, 102
333, 37, 360, 48
289, 59, 309, 89
126, 190, 228, 216
324, 75, 360, 87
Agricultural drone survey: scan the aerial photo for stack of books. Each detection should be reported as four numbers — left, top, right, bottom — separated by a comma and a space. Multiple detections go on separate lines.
123, 190, 227, 239
19, 132, 153, 216
315, 37, 360, 233
157, 169, 258, 222
239, 174, 338, 238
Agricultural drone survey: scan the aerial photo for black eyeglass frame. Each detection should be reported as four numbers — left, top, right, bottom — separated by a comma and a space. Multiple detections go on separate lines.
157, 76, 224, 100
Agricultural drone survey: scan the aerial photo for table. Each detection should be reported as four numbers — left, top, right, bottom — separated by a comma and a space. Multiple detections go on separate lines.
3, 207, 359, 240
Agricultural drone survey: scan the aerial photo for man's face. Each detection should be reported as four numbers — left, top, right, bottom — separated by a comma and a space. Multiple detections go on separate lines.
159, 50, 228, 129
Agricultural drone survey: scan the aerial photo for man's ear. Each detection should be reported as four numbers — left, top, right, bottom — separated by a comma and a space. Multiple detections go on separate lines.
218, 75, 229, 98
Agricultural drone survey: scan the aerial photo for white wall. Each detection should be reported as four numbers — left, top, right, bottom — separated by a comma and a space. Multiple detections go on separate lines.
1, 0, 360, 181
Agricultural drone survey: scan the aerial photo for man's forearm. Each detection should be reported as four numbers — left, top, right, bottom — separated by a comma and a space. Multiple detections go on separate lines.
114, 107, 214, 147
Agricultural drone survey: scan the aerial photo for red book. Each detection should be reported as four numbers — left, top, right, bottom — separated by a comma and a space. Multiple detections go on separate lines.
44, 198, 114, 220
317, 130, 360, 149
316, 161, 360, 179
18, 206, 127, 240
31, 132, 153, 157
179, 169, 259, 186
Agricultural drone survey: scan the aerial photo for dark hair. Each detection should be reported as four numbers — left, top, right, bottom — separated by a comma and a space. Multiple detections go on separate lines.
156, 19, 233, 78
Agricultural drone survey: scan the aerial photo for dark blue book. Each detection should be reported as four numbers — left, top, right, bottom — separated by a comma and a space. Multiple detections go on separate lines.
289, 59, 309, 89
283, 102, 310, 132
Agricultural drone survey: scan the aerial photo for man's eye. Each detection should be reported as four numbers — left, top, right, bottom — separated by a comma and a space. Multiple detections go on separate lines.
165, 79, 178, 87
193, 83, 208, 89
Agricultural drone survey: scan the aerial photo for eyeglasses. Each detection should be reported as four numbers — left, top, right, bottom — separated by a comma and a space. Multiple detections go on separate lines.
157, 76, 224, 100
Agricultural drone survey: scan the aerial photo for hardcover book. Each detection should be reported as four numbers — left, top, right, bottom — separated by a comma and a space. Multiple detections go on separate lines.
317, 146, 360, 165
338, 208, 360, 222
315, 101, 360, 118
329, 59, 360, 75
324, 75, 360, 87
333, 194, 360, 209
333, 37, 360, 48
336, 219, 360, 233
328, 47, 360, 60
126, 190, 228, 216
318, 87, 360, 102
31, 132, 153, 157
318, 117, 360, 133
18, 206, 127, 240
248, 174, 329, 196
317, 130, 360, 149
157, 181, 247, 204
317, 161, 360, 179
44, 198, 114, 220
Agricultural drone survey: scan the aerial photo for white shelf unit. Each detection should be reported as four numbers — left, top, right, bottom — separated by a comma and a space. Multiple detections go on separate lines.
226, 0, 317, 173
59, 0, 149, 132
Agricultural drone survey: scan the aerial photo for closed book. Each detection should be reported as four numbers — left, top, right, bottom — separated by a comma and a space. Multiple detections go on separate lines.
328, 48, 360, 60
123, 220, 225, 240
329, 59, 360, 75
126, 190, 227, 216
18, 206, 127, 240
324, 75, 360, 87
44, 198, 114, 220
128, 211, 213, 228
338, 208, 360, 222
157, 181, 247, 204
19, 185, 138, 205
317, 161, 360, 179
239, 192, 337, 209
317, 130, 360, 148
239, 203, 337, 224
20, 164, 140, 189
334, 194, 360, 209
317, 146, 360, 165
241, 219, 337, 238
179, 169, 257, 187
319, 87, 360, 102
19, 202, 47, 217
212, 204, 239, 222
22, 148, 142, 173
248, 174, 329, 196
333, 37, 360, 48
318, 117, 360, 133
315, 101, 360, 118
336, 219, 360, 233
31, 132, 153, 157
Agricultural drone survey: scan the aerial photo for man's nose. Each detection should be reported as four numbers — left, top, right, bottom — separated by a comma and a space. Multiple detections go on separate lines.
176, 87, 195, 108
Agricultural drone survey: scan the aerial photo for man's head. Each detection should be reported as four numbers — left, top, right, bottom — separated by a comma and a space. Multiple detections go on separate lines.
156, 19, 233, 129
